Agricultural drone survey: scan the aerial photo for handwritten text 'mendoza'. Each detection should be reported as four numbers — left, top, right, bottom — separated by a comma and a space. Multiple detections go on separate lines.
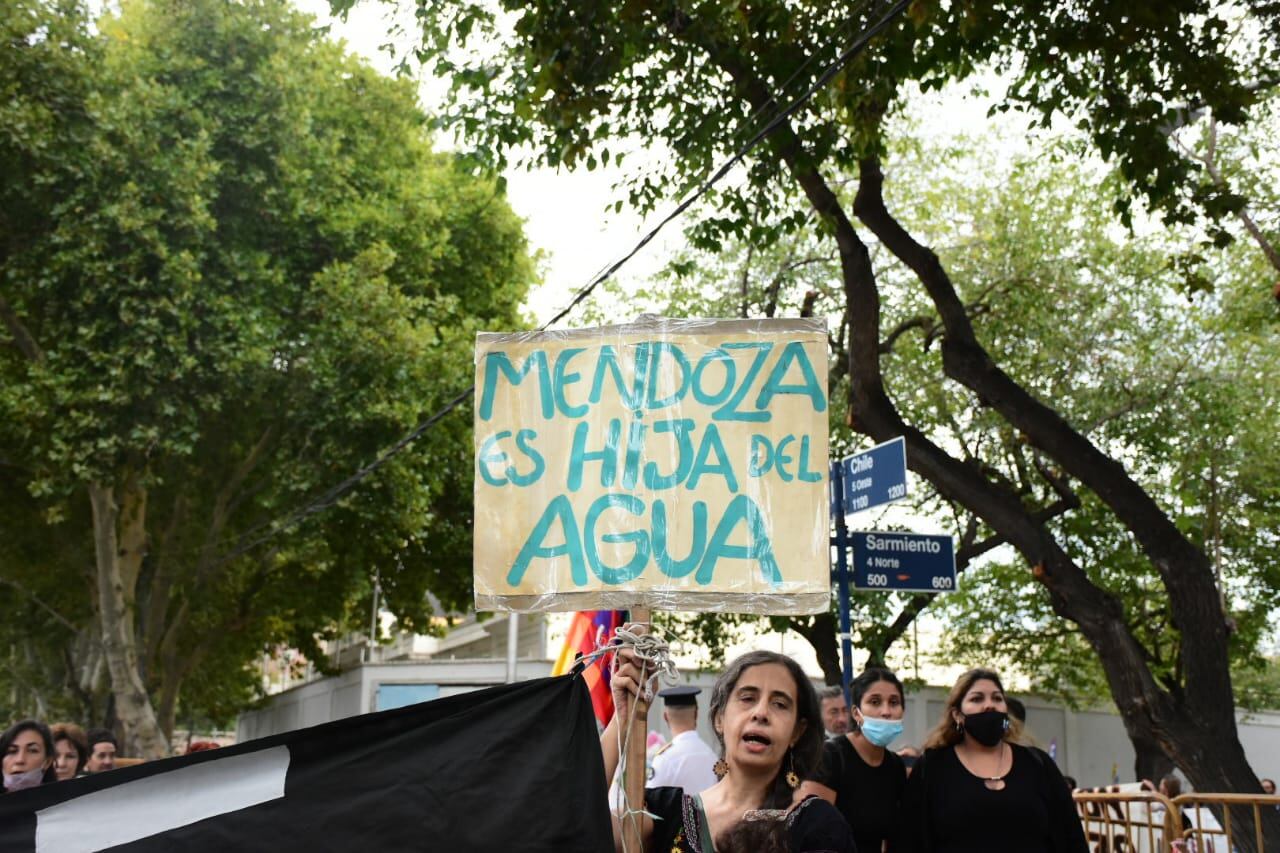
476, 340, 826, 589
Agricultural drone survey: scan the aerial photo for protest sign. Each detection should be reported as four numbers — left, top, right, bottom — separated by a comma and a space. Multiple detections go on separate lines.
474, 316, 829, 614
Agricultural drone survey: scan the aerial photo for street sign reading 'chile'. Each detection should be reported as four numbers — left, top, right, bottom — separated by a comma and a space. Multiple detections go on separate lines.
835, 436, 908, 515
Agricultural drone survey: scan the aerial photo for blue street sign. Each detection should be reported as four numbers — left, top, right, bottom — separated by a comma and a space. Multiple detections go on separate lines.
850, 531, 956, 593
836, 436, 908, 517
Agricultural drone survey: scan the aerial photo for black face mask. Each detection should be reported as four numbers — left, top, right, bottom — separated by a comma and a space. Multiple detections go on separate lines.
962, 710, 1009, 747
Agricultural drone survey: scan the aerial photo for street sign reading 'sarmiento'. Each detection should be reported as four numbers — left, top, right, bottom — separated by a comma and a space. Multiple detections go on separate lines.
473, 316, 830, 614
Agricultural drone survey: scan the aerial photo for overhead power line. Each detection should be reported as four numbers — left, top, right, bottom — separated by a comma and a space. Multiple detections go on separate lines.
209, 0, 912, 566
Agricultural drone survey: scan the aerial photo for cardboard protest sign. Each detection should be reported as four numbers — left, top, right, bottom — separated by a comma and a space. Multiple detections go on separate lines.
474, 316, 829, 614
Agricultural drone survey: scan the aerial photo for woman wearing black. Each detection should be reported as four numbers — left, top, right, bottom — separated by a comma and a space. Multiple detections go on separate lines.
801, 667, 907, 853
603, 629, 854, 853
894, 668, 1086, 853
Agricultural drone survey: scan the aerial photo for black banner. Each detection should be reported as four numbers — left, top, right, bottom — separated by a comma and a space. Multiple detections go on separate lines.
0, 676, 610, 852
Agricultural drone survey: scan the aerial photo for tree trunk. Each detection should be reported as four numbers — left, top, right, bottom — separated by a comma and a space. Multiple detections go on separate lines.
787, 612, 843, 685
1132, 731, 1175, 785
845, 158, 1273, 850
643, 15, 1277, 844
695, 65, 1270, 844
156, 674, 182, 743
88, 479, 170, 759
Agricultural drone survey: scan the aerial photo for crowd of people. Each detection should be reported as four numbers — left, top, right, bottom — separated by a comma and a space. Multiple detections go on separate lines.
1, 721, 121, 792
601, 625, 1279, 853
5, 631, 1276, 852
1, 718, 220, 794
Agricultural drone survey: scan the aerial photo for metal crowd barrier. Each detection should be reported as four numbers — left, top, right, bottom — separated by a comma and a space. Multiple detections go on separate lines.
1074, 790, 1178, 852
1173, 793, 1280, 852
1073, 788, 1280, 852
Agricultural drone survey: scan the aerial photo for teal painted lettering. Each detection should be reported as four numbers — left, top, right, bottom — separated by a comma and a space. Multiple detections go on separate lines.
553, 347, 589, 418
652, 499, 707, 578
478, 350, 553, 421
797, 435, 823, 482
568, 418, 621, 491
774, 435, 796, 483
646, 342, 691, 409
643, 419, 695, 490
584, 494, 650, 584
477, 431, 512, 487
712, 342, 772, 422
622, 420, 646, 489
509, 429, 545, 487
506, 495, 586, 586
588, 344, 646, 411
692, 348, 736, 406
754, 341, 827, 412
696, 494, 783, 586
748, 434, 773, 477
687, 423, 739, 493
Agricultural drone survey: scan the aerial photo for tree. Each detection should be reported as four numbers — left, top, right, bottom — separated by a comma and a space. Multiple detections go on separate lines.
0, 0, 532, 755
625, 120, 1280, 739
926, 142, 1280, 780
400, 1, 1280, 843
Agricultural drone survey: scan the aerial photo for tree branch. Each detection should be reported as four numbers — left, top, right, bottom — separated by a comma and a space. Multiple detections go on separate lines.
1172, 118, 1280, 275
0, 577, 80, 633
652, 11, 1202, 778
870, 492, 1081, 665
0, 294, 44, 363
738, 243, 753, 319
879, 314, 934, 354
853, 154, 1232, 724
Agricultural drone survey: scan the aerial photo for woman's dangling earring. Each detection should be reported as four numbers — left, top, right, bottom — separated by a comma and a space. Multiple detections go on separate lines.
713, 758, 728, 779
785, 749, 800, 789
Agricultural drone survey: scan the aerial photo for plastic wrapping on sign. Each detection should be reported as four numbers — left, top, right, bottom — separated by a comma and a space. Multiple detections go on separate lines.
472, 315, 830, 615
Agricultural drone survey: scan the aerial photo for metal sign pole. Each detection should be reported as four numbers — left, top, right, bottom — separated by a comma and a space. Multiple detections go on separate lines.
830, 460, 856, 710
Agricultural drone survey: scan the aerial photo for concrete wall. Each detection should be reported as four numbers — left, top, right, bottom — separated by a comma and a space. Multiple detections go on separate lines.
237, 658, 553, 742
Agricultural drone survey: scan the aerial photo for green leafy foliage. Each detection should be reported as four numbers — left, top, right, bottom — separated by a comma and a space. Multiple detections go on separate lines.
391, 0, 1279, 816
402, 0, 1277, 254
594, 112, 1280, 704
0, 0, 533, 729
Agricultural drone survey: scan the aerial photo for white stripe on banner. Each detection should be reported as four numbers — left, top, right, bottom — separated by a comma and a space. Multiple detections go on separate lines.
35, 745, 290, 853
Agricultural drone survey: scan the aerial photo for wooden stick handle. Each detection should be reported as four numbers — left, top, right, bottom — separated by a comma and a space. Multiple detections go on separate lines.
620, 605, 652, 852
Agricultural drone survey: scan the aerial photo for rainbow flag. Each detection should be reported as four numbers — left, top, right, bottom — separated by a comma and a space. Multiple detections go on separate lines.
552, 610, 627, 725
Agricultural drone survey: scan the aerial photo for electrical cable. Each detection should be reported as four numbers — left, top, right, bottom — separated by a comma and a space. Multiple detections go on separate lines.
202, 0, 912, 566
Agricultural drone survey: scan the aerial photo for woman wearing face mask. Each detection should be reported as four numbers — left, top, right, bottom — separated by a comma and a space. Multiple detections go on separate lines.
2, 720, 58, 793
603, 631, 854, 853
800, 667, 907, 853
894, 669, 1086, 853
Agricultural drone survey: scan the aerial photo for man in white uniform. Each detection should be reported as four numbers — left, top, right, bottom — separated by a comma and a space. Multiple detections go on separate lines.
648, 686, 718, 794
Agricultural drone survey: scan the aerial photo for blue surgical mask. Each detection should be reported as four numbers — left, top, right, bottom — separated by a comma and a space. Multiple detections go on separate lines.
858, 716, 904, 748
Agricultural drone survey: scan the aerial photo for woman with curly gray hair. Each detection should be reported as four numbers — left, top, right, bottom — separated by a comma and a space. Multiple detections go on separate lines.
602, 632, 854, 853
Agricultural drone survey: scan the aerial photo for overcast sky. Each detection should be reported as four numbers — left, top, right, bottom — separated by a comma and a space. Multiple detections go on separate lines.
290, 0, 1020, 682
295, 0, 686, 328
